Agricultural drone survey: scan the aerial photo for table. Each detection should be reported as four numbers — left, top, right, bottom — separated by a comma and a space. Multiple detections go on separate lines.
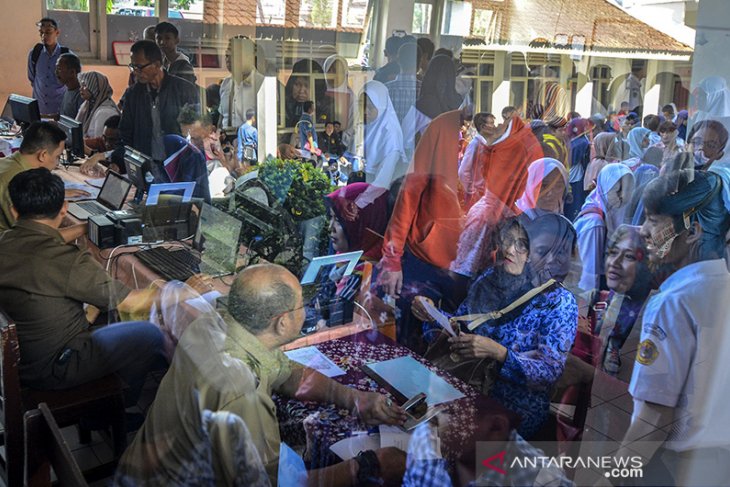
275, 330, 515, 485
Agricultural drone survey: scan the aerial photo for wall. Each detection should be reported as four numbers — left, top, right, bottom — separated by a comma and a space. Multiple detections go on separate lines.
0, 1, 43, 105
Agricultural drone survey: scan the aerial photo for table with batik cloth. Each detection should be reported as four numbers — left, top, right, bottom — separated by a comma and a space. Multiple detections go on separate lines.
276, 329, 511, 481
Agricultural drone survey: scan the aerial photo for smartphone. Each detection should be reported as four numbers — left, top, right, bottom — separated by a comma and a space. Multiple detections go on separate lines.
403, 392, 428, 418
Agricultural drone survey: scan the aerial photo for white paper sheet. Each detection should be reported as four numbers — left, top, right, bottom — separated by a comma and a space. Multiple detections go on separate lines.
63, 182, 99, 201
420, 299, 456, 336
329, 433, 380, 460
378, 425, 412, 451
85, 177, 106, 188
284, 346, 346, 377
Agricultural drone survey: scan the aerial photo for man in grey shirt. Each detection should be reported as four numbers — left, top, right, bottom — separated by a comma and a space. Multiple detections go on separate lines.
55, 52, 83, 119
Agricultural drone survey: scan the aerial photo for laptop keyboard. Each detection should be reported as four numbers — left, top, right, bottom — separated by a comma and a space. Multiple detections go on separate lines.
135, 247, 201, 282
76, 201, 107, 216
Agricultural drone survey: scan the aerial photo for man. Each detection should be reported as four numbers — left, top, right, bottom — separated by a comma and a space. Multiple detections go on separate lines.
155, 21, 196, 85
374, 34, 406, 84
114, 40, 198, 166
237, 108, 258, 163
686, 119, 728, 169
416, 37, 434, 82
80, 115, 123, 175
219, 36, 263, 134
653, 120, 684, 165
55, 52, 83, 118
0, 168, 169, 406
615, 165, 730, 486
662, 103, 676, 123
319, 121, 344, 159
0, 121, 85, 237
643, 113, 661, 145
298, 100, 318, 152
386, 42, 421, 124
116, 263, 406, 485
28, 18, 70, 116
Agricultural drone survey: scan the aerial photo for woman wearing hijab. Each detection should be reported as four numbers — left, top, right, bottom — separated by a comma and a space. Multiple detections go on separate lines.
622, 126, 651, 171
676, 109, 689, 141
623, 162, 660, 226
584, 132, 618, 192
355, 81, 407, 207
575, 163, 635, 292
564, 118, 593, 221
323, 55, 355, 131
515, 158, 569, 214
284, 59, 331, 128
76, 71, 120, 138
413, 216, 578, 438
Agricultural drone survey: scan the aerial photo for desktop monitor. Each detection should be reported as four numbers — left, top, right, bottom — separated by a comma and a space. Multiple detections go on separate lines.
8, 94, 40, 131
58, 115, 84, 161
123, 146, 153, 200
146, 182, 195, 206
193, 203, 243, 276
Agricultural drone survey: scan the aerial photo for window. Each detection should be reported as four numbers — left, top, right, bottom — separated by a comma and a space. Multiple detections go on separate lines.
257, 0, 286, 25
342, 0, 368, 28
472, 9, 495, 40
299, 0, 339, 29
46, 0, 88, 12
592, 65, 613, 113
413, 2, 433, 35
442, 0, 472, 37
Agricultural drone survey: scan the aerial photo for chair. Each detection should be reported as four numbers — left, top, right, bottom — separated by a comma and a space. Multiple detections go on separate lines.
24, 403, 88, 487
0, 320, 126, 487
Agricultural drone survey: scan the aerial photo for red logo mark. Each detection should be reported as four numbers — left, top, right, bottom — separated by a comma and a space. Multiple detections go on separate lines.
482, 450, 507, 475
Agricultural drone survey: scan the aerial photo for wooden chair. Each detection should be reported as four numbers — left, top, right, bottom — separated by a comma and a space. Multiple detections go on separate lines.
24, 403, 88, 487
0, 320, 126, 487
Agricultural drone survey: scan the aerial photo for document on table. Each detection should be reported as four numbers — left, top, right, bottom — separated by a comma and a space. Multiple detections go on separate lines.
379, 425, 412, 451
284, 346, 346, 377
362, 356, 464, 406
85, 177, 106, 188
420, 298, 456, 336
330, 433, 381, 460
64, 182, 99, 201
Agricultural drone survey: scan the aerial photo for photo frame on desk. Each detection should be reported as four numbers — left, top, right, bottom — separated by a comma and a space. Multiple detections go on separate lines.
299, 250, 363, 285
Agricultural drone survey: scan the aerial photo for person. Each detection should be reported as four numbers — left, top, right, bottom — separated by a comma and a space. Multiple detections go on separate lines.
0, 122, 86, 236
319, 121, 344, 158
205, 83, 221, 128
386, 42, 421, 124
515, 158, 569, 214
237, 108, 258, 163
219, 36, 263, 132
374, 34, 406, 83
686, 119, 728, 169
653, 120, 684, 165
416, 37, 434, 82
359, 81, 407, 201
155, 21, 196, 85
575, 163, 634, 292
661, 103, 676, 123
55, 52, 83, 119
564, 117, 593, 220
158, 135, 212, 203
28, 18, 70, 116
83, 114, 120, 154
323, 55, 355, 131
584, 132, 618, 192
643, 114, 661, 145
114, 40, 199, 166
458, 112, 493, 206
501, 106, 517, 123
116, 263, 407, 485
622, 126, 651, 171
413, 216, 578, 438
284, 59, 329, 129
676, 109, 689, 141
297, 100, 318, 153
124, 25, 157, 89
75, 71, 120, 138
0, 168, 169, 407
615, 168, 730, 486
623, 158, 660, 226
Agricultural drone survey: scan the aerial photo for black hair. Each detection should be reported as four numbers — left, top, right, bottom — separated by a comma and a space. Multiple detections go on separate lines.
643, 114, 660, 131
245, 108, 256, 121
177, 103, 211, 126
38, 17, 58, 29
103, 115, 121, 129
324, 121, 334, 127
433, 48, 453, 58
687, 119, 729, 153
205, 83, 221, 107
303, 100, 315, 113
661, 104, 675, 114
385, 35, 407, 57
333, 120, 341, 126
19, 121, 66, 155
417, 37, 435, 60
501, 106, 516, 117
658, 120, 677, 133
9, 168, 64, 220
473, 112, 495, 132
130, 40, 163, 64
154, 21, 179, 38
58, 52, 81, 73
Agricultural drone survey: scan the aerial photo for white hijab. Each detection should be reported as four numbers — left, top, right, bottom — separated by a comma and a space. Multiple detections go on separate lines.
515, 158, 569, 212
323, 55, 350, 93
580, 162, 635, 234
361, 80, 406, 174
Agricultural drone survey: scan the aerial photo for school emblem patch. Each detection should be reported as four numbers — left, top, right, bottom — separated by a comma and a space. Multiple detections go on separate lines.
636, 339, 659, 365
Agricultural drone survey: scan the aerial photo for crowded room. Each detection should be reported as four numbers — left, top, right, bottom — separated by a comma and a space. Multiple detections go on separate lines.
1, 0, 730, 486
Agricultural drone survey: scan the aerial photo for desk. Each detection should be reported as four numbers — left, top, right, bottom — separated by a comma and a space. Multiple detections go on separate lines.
276, 330, 512, 484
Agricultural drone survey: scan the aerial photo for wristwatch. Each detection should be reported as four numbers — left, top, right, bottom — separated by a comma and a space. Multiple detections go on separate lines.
355, 450, 383, 486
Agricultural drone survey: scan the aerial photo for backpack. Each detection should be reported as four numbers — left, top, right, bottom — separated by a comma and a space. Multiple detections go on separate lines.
31, 43, 70, 73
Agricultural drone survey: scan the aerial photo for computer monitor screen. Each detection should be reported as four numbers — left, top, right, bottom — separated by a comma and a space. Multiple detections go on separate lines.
123, 146, 152, 197
193, 203, 242, 276
58, 115, 84, 160
9, 94, 40, 129
146, 182, 195, 206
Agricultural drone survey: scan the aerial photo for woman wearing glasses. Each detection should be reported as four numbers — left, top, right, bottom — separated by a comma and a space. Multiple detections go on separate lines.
412, 215, 578, 438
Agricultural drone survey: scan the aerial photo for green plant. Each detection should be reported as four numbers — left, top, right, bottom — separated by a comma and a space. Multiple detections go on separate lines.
257, 158, 334, 222
310, 0, 333, 27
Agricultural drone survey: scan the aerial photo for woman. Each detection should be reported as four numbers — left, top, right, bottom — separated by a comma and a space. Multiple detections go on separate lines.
323, 55, 355, 131
355, 81, 407, 208
76, 71, 120, 138
676, 109, 689, 141
575, 163, 634, 292
413, 216, 578, 438
623, 163, 659, 226
622, 126, 651, 170
515, 158, 569, 214
284, 59, 330, 128
584, 132, 617, 192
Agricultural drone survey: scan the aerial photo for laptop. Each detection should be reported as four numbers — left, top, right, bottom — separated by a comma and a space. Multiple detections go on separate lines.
67, 171, 132, 220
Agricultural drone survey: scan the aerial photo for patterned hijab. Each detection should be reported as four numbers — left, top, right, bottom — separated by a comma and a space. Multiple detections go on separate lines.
76, 71, 116, 134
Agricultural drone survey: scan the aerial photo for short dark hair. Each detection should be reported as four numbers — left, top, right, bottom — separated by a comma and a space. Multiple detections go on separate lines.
205, 83, 221, 107
662, 104, 675, 113
103, 115, 121, 129
154, 21, 179, 38
385, 35, 407, 57
58, 52, 81, 73
434, 48, 453, 58
227, 267, 297, 333
659, 120, 677, 133
177, 103, 211, 126
473, 112, 494, 132
303, 100, 315, 113
417, 37, 435, 60
130, 40, 162, 64
245, 108, 256, 121
643, 114, 660, 131
501, 106, 516, 117
687, 119, 729, 152
9, 168, 65, 220
37, 17, 58, 29
19, 122, 66, 155
333, 120, 341, 126
325, 121, 334, 127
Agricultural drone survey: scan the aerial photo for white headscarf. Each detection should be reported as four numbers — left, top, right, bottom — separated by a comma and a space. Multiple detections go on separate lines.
580, 162, 635, 234
515, 158, 569, 212
695, 76, 730, 118
323, 55, 350, 93
361, 80, 406, 174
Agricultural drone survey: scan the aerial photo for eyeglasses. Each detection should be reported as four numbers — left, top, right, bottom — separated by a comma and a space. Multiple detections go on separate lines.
690, 137, 723, 151
499, 235, 529, 254
128, 61, 154, 73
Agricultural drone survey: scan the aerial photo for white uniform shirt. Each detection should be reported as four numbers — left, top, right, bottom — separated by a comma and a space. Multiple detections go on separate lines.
629, 259, 730, 452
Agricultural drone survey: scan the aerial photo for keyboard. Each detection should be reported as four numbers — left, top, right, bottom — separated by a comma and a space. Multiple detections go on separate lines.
76, 201, 108, 217
135, 247, 201, 282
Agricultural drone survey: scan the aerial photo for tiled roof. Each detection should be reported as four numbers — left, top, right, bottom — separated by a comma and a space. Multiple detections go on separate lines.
470, 0, 692, 55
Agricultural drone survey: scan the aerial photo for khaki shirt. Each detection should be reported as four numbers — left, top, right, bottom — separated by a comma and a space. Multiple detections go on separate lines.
0, 219, 131, 386
117, 313, 294, 485
0, 152, 33, 231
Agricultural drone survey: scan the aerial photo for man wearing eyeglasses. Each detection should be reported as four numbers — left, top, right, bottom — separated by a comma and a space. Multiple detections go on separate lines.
113, 40, 198, 169
27, 18, 71, 117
